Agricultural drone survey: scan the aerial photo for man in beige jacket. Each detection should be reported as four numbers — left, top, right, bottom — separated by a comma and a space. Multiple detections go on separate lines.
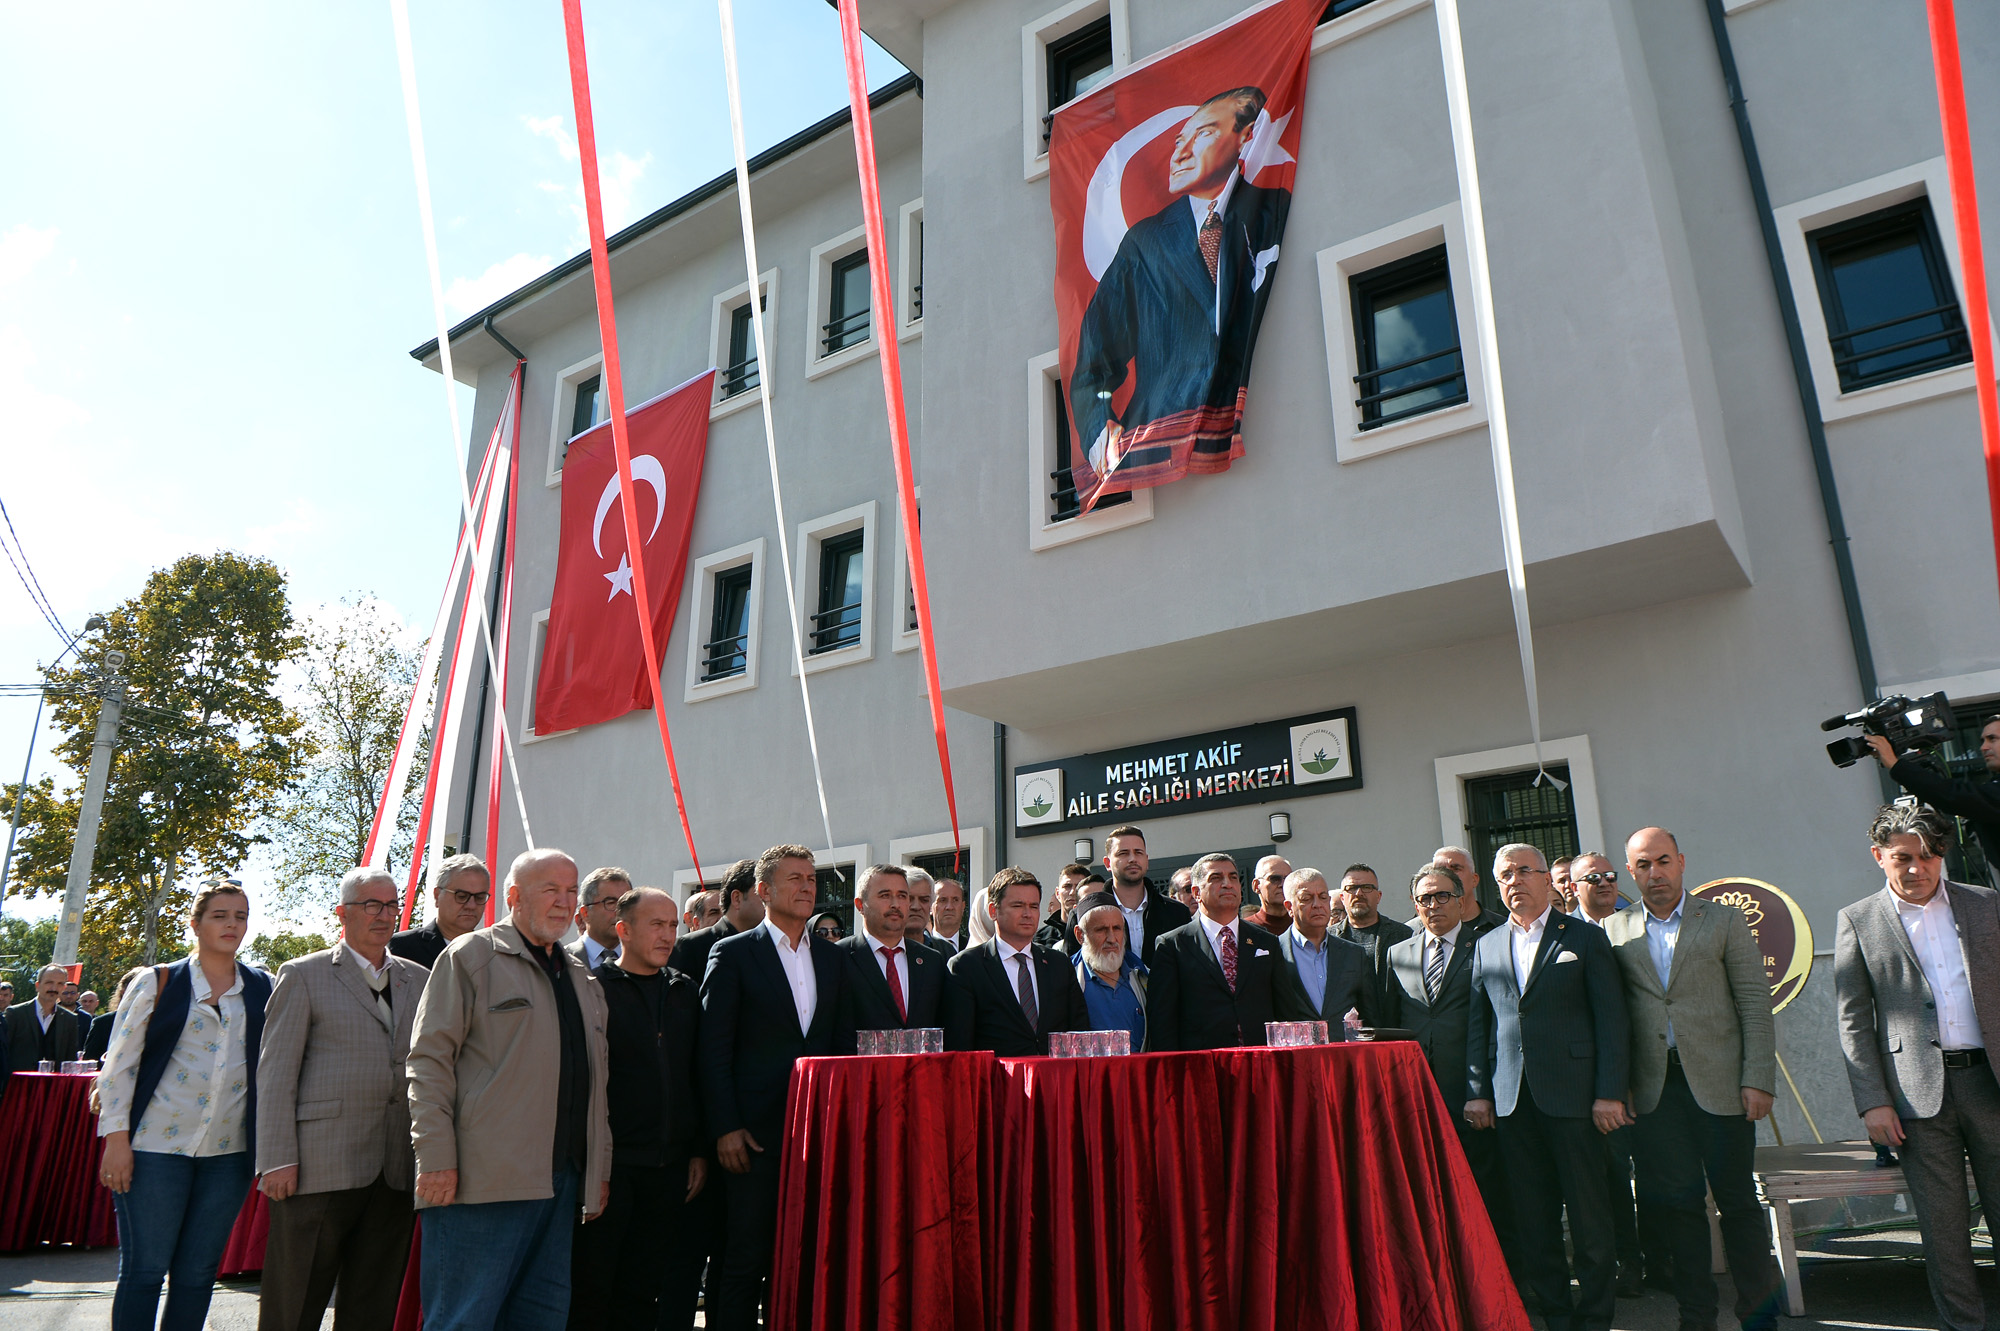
1605, 827, 1781, 1331
407, 847, 612, 1331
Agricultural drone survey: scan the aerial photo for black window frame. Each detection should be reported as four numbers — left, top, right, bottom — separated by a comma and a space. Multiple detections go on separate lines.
910, 215, 924, 323
1807, 199, 1971, 393
1320, 0, 1381, 21
1048, 376, 1130, 524
822, 251, 872, 357
813, 863, 855, 935
569, 373, 602, 439
1350, 245, 1468, 429
701, 564, 754, 682
1461, 764, 1581, 914
1044, 18, 1114, 143
809, 529, 865, 655
721, 297, 763, 399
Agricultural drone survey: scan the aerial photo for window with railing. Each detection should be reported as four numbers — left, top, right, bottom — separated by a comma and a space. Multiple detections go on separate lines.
1320, 0, 1381, 21
701, 565, 754, 681
1048, 377, 1131, 523
570, 373, 602, 439
1351, 246, 1467, 429
722, 298, 762, 398
822, 252, 871, 356
1808, 200, 1971, 393
1044, 18, 1114, 143
911, 216, 924, 322
810, 530, 865, 654
1462, 765, 1579, 913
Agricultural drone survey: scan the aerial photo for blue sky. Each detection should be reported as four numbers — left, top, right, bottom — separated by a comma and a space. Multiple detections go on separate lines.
0, 1, 901, 919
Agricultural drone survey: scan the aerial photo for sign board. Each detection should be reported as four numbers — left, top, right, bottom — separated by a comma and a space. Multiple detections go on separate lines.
1690, 877, 1815, 1013
1013, 708, 1361, 836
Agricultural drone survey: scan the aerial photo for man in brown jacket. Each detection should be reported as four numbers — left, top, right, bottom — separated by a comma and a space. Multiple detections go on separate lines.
407, 847, 612, 1331
256, 866, 429, 1331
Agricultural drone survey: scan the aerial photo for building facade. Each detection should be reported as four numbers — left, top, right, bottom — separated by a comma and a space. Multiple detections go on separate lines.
416, 0, 2000, 1142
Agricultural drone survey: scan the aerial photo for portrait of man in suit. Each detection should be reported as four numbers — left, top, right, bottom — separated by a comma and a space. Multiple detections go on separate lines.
947, 868, 1086, 1056
5, 964, 81, 1072
1146, 852, 1298, 1051
834, 864, 957, 1053
1068, 85, 1291, 501
1271, 868, 1374, 1035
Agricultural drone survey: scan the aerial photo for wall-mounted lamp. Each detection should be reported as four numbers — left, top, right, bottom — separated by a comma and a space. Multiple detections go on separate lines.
1073, 837, 1093, 864
1269, 811, 1292, 843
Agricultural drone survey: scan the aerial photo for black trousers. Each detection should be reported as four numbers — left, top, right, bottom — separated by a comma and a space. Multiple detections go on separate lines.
257, 1175, 415, 1331
567, 1159, 701, 1331
1633, 1063, 1782, 1327
1456, 1118, 1517, 1271
1497, 1098, 1615, 1331
709, 1151, 781, 1331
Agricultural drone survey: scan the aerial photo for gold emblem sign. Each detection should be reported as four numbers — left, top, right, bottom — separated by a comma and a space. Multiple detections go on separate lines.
1690, 877, 1815, 1013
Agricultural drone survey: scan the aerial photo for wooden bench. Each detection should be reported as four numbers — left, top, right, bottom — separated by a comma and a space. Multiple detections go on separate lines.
1755, 1140, 1922, 1316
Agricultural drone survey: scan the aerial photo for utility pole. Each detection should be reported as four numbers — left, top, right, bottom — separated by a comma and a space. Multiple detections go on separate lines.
53, 650, 126, 967
0, 615, 104, 914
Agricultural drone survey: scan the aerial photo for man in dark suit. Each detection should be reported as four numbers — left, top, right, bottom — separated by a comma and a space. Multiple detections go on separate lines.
835, 864, 956, 1053
1465, 844, 1630, 1331
1836, 803, 2000, 1331
1148, 853, 1298, 1051
389, 853, 491, 970
1091, 826, 1192, 968
566, 865, 630, 970
669, 859, 762, 981
1271, 868, 1374, 1032
1385, 863, 1514, 1267
1070, 87, 1290, 493
5, 964, 81, 1072
947, 868, 1086, 1056
1333, 863, 1414, 1011
928, 877, 968, 956
698, 844, 845, 1331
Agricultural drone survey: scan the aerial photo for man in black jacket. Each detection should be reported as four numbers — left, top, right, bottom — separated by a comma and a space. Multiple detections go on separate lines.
580, 886, 706, 1331
835, 865, 957, 1052
669, 859, 762, 983
4, 965, 80, 1071
1870, 716, 2000, 888
1095, 826, 1192, 967
389, 853, 491, 970
1148, 853, 1298, 1051
947, 869, 1086, 1055
1332, 863, 1413, 1011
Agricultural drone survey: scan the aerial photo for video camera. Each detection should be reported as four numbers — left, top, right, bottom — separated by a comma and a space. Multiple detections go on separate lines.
1822, 692, 1957, 768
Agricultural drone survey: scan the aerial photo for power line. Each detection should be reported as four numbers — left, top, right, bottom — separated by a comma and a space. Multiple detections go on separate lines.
0, 495, 76, 649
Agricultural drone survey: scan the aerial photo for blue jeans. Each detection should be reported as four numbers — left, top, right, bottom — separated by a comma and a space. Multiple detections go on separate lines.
421, 1166, 577, 1331
111, 1149, 254, 1331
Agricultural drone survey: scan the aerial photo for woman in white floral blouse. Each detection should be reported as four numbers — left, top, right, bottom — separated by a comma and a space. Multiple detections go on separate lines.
94, 881, 273, 1331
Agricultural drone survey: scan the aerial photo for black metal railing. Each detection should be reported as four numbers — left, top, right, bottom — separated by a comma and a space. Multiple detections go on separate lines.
700, 631, 749, 681
1355, 345, 1467, 428
911, 282, 922, 322
1049, 466, 1131, 524
720, 356, 759, 399
1828, 301, 1969, 390
808, 601, 861, 653
821, 309, 870, 357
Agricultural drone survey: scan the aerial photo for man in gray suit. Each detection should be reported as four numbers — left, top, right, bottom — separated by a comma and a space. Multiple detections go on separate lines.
1606, 827, 1781, 1330
1836, 802, 2000, 1331
256, 866, 428, 1331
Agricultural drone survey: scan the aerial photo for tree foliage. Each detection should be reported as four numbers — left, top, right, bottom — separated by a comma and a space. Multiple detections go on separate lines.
245, 929, 330, 971
264, 599, 426, 922
2, 552, 305, 963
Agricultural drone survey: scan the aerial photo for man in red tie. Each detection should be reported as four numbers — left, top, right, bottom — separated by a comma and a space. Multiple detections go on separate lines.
1145, 853, 1301, 1050
832, 865, 957, 1054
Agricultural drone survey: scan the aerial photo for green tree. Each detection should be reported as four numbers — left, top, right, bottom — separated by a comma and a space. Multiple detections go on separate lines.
265, 598, 426, 920
2, 552, 305, 963
0, 915, 57, 989
245, 929, 330, 971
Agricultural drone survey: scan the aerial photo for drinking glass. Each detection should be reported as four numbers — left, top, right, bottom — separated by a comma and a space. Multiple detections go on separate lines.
914, 1028, 944, 1054
36, 1061, 54, 1074
857, 1030, 888, 1056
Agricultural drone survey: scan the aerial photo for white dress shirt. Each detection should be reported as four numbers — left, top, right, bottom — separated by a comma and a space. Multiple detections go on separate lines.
996, 937, 1040, 1014
1509, 906, 1553, 992
96, 963, 249, 1156
35, 1002, 57, 1034
1187, 169, 1242, 332
344, 942, 387, 983
769, 925, 818, 1033
864, 929, 912, 999
1896, 888, 1985, 1051
1199, 911, 1240, 964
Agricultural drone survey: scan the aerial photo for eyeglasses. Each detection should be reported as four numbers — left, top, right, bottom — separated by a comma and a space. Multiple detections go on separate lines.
345, 899, 401, 917
446, 889, 492, 907
1495, 867, 1547, 883
1412, 892, 1462, 909
1576, 871, 1617, 886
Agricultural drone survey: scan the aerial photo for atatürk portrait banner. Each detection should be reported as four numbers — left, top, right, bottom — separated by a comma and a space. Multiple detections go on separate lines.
1049, 0, 1323, 513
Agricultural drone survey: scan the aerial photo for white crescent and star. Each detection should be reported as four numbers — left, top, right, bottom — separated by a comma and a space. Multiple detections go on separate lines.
591, 455, 669, 600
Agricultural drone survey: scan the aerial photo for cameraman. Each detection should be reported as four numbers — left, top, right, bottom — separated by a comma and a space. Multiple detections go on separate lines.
1868, 711, 2000, 887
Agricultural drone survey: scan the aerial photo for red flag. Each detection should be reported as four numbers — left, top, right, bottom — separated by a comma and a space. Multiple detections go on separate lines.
1050, 0, 1322, 512
534, 370, 714, 732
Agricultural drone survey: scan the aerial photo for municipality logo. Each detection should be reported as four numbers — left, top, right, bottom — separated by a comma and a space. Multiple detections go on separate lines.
1289, 719, 1351, 784
1015, 770, 1064, 827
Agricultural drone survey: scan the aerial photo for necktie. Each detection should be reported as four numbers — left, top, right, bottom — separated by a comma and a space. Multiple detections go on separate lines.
1219, 926, 1238, 993
1014, 954, 1039, 1031
1199, 204, 1222, 282
1425, 937, 1446, 1003
879, 946, 907, 1024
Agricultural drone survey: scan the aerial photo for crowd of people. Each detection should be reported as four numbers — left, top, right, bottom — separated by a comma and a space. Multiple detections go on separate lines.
0, 783, 1985, 1331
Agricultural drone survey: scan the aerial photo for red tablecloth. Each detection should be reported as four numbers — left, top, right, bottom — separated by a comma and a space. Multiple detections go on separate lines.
770, 1043, 1528, 1331
0, 1073, 117, 1249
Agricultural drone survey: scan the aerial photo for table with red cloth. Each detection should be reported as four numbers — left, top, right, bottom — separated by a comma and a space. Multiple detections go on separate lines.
771, 1042, 1527, 1331
0, 1072, 117, 1250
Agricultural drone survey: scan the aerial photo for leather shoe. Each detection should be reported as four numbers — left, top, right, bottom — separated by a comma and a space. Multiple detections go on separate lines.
1615, 1261, 1645, 1298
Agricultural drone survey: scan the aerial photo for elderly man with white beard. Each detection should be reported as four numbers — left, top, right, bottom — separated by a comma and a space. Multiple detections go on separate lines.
1071, 892, 1147, 1052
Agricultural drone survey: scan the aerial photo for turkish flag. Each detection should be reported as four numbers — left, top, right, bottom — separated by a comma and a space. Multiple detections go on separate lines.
533, 370, 714, 732
1050, 0, 1321, 512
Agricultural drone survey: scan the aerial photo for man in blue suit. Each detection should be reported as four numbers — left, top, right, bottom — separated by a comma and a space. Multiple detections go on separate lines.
1465, 843, 1630, 1331
1069, 86, 1290, 494
699, 844, 846, 1331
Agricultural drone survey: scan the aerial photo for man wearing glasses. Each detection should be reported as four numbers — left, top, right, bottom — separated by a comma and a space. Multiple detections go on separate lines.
1333, 863, 1413, 1010
1570, 853, 1625, 925
1241, 855, 1295, 937
256, 867, 428, 1331
391, 853, 493, 970
568, 867, 631, 971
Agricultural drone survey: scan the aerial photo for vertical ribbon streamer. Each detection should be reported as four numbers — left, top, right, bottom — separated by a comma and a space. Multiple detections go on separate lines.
388, 0, 536, 851
714, 0, 839, 854
560, 0, 707, 883
834, 0, 964, 847
1924, 0, 2000, 604
1433, 0, 1557, 784
483, 360, 526, 923
400, 548, 480, 929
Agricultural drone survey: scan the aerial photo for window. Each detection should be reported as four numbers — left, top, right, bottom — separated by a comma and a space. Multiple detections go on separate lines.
547, 354, 607, 484
722, 301, 760, 399
570, 374, 602, 437
898, 199, 925, 336
703, 565, 754, 681
812, 530, 865, 654
1047, 381, 1130, 523
522, 609, 576, 742
823, 252, 871, 356
807, 844, 870, 937
891, 829, 991, 907
911, 216, 924, 321
1044, 19, 1113, 142
1809, 200, 1970, 393
1026, 350, 1153, 551
1319, 0, 1380, 19
1023, 1, 1129, 181
709, 269, 777, 418
1462, 766, 1579, 913
892, 493, 921, 653
1351, 246, 1467, 428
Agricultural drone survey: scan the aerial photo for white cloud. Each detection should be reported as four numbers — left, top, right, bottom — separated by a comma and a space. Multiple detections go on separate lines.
524, 113, 579, 162
522, 113, 651, 245
445, 252, 556, 317
0, 224, 59, 288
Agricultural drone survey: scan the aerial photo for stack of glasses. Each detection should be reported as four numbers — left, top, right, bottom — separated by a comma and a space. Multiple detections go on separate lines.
1046, 1030, 1131, 1057
1264, 1021, 1329, 1047
856, 1028, 946, 1055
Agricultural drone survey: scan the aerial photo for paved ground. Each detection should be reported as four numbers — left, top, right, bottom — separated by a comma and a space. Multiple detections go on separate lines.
0, 1229, 1968, 1328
